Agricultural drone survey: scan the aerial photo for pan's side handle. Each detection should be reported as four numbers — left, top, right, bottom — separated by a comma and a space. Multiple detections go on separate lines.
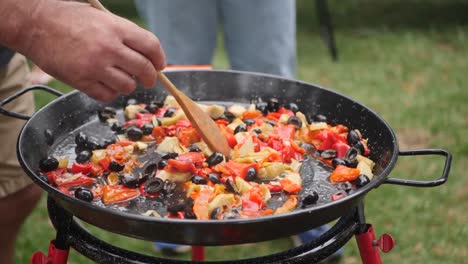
384, 149, 452, 187
0, 85, 63, 120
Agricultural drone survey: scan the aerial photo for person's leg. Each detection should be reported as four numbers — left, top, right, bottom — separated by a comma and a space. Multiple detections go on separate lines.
134, 0, 218, 65
0, 54, 42, 264
220, 0, 296, 78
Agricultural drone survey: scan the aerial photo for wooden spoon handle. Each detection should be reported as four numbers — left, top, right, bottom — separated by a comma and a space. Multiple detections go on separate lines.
157, 73, 231, 157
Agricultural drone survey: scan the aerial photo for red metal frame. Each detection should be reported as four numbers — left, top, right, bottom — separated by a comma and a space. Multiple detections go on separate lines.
355, 224, 395, 264
30, 240, 69, 264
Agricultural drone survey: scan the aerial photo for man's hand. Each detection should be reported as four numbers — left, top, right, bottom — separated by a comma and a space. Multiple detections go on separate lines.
1, 0, 166, 101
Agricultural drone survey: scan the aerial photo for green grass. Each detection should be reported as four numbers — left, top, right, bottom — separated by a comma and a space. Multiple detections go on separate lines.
19, 0, 468, 263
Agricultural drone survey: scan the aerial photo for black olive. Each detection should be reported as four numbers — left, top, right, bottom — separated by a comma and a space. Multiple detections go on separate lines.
267, 98, 279, 112
210, 207, 222, 220
191, 175, 208, 185
109, 161, 125, 172
300, 142, 317, 156
84, 137, 101, 150
256, 101, 269, 115
347, 130, 360, 146
244, 167, 257, 181
184, 198, 197, 219
145, 103, 159, 113
38, 173, 49, 184
223, 111, 236, 122
144, 178, 164, 194
285, 102, 299, 113
344, 147, 359, 168
162, 180, 177, 195
206, 152, 224, 167
332, 158, 347, 168
313, 114, 327, 122
75, 132, 88, 147
354, 141, 365, 155
167, 202, 186, 214
162, 152, 178, 160
302, 191, 319, 207
234, 123, 248, 134
252, 128, 262, 134
243, 119, 255, 126
97, 107, 117, 122
76, 150, 92, 164
320, 149, 337, 159
126, 98, 138, 106
45, 129, 54, 145
74, 146, 87, 155
266, 120, 277, 127
157, 159, 168, 170
74, 187, 94, 202
223, 211, 240, 220
287, 116, 302, 129
163, 107, 177, 117
208, 173, 220, 184
143, 163, 157, 178
355, 174, 370, 188
39, 157, 59, 172
102, 138, 117, 148
126, 127, 143, 141
111, 122, 124, 134
188, 144, 202, 152
141, 123, 154, 135
225, 179, 239, 193
119, 173, 139, 188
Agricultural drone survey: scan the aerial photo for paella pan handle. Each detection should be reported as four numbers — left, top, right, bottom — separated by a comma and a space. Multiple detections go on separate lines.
384, 149, 452, 187
0, 85, 63, 120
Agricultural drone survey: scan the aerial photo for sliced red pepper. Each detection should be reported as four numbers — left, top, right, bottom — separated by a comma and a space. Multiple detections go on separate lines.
277, 107, 294, 117
167, 159, 195, 172
151, 126, 167, 143
175, 120, 192, 128
102, 185, 140, 204
116, 140, 134, 147
265, 183, 283, 193
70, 162, 93, 174
55, 173, 95, 188
45, 168, 67, 186
215, 119, 229, 126
177, 152, 205, 164
219, 124, 237, 148
98, 156, 111, 170
135, 112, 154, 121
89, 163, 104, 176
176, 127, 201, 147
274, 124, 296, 140
58, 187, 71, 196
193, 187, 213, 220
242, 110, 263, 120
329, 165, 361, 183
332, 140, 351, 159
280, 178, 302, 193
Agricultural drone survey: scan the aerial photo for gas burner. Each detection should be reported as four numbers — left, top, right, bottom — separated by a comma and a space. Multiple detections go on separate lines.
31, 197, 394, 264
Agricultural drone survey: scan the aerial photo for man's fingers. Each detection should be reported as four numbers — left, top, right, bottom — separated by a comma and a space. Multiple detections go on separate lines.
116, 47, 157, 88
81, 82, 119, 102
123, 27, 166, 71
101, 66, 138, 94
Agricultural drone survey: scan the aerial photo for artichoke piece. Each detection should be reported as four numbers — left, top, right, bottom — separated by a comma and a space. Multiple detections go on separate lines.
235, 177, 252, 194
156, 170, 191, 183
259, 183, 272, 202
237, 136, 255, 158
91, 149, 106, 164
161, 109, 186, 126
156, 137, 186, 154
228, 104, 246, 118
356, 155, 375, 179
309, 122, 328, 131
295, 111, 308, 128
164, 95, 179, 108
142, 210, 162, 218
124, 104, 144, 119
206, 105, 225, 119
258, 162, 290, 179
208, 194, 235, 214
275, 195, 298, 215
283, 171, 302, 186
227, 118, 244, 131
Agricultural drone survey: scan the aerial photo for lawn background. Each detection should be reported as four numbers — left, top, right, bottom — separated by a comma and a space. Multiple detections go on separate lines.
16, 0, 467, 263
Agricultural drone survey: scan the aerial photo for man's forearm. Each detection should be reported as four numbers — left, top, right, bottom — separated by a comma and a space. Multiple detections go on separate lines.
0, 0, 45, 54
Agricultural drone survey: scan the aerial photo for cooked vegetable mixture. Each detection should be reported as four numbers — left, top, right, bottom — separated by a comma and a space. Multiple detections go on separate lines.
38, 97, 375, 220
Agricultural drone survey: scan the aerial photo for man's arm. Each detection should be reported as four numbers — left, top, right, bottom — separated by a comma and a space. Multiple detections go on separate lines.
0, 0, 166, 101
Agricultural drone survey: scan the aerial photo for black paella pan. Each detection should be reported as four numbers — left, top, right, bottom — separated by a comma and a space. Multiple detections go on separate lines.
0, 70, 451, 245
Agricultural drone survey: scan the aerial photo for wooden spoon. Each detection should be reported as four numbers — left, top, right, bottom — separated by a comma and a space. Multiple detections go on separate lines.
87, 0, 231, 157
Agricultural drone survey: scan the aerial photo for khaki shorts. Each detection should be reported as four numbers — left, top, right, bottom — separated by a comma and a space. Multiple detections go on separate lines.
0, 54, 35, 197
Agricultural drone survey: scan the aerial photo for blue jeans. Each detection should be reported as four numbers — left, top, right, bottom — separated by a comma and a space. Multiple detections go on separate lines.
135, 0, 296, 78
